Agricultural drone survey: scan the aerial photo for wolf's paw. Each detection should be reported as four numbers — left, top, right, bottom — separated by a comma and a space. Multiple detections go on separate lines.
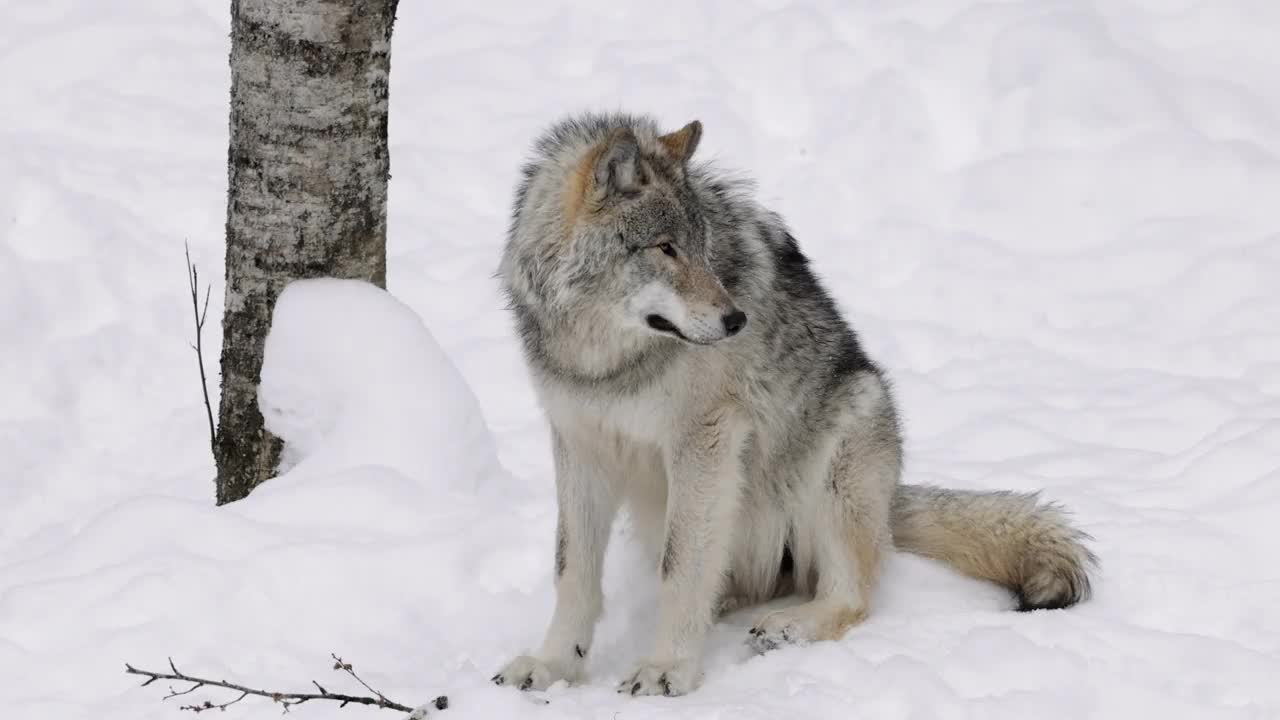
746, 607, 818, 654
616, 659, 699, 697
491, 655, 566, 691
747, 620, 797, 654
747, 601, 865, 654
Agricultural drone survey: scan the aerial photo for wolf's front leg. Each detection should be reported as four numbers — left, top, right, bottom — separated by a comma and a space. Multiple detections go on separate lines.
620, 407, 746, 697
494, 428, 619, 691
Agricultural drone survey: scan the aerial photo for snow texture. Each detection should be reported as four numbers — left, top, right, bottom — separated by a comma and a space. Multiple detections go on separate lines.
3, 1, 1280, 719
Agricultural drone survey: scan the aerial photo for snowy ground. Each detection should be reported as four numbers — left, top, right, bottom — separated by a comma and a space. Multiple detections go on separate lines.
4, 0, 1280, 718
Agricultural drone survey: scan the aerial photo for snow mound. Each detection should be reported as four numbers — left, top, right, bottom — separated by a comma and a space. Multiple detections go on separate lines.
259, 278, 496, 490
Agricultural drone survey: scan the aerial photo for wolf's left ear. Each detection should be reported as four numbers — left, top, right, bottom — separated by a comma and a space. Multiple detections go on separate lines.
594, 128, 643, 198
658, 120, 702, 164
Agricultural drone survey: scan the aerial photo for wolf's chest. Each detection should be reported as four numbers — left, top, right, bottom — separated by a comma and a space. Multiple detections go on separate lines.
538, 378, 683, 447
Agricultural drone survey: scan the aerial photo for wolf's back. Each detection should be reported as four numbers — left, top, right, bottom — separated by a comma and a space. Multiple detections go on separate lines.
890, 484, 1096, 610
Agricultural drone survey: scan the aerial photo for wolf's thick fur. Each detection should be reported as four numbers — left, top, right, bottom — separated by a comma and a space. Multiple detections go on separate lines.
494, 113, 1096, 696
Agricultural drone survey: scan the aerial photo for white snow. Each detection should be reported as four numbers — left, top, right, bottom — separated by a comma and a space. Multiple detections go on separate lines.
3, 1, 1280, 719
258, 278, 496, 489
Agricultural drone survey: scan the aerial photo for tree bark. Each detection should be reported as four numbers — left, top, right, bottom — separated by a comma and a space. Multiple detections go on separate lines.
216, 0, 398, 505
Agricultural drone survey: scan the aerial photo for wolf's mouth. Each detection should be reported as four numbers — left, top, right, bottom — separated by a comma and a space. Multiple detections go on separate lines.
646, 314, 690, 342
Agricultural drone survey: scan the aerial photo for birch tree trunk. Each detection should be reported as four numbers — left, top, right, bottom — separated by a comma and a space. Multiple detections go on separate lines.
216, 0, 398, 505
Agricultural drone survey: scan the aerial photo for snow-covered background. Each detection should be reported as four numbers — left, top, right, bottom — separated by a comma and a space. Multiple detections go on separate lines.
4, 0, 1280, 718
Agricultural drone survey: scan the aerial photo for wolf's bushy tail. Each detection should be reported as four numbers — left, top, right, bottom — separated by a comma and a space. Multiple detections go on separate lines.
890, 484, 1096, 611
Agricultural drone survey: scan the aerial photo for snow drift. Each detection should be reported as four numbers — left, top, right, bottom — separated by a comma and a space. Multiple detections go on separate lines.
258, 278, 496, 490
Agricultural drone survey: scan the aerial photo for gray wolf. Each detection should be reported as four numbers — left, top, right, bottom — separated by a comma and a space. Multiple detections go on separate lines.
493, 113, 1096, 697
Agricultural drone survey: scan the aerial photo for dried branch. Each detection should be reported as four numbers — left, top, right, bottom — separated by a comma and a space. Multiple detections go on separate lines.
185, 241, 217, 458
332, 653, 394, 706
125, 654, 448, 716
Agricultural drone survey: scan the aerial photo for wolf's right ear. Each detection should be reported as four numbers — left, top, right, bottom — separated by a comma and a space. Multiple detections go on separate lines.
658, 120, 702, 164
593, 128, 643, 199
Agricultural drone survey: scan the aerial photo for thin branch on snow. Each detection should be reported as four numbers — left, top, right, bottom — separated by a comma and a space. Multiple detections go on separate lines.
185, 241, 217, 458
125, 654, 448, 716
332, 653, 395, 706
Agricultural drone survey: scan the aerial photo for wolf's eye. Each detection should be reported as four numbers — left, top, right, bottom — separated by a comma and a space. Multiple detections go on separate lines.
657, 242, 677, 258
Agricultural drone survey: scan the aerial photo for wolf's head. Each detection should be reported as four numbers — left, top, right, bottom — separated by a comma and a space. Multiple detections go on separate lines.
585, 122, 747, 345
503, 116, 746, 351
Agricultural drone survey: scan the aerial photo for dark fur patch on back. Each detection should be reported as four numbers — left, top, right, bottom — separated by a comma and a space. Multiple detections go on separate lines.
773, 233, 873, 376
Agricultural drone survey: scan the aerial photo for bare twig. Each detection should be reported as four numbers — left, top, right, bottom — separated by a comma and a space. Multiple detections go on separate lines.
332, 654, 393, 705
163, 681, 204, 700
185, 242, 217, 458
180, 689, 248, 713
125, 655, 448, 716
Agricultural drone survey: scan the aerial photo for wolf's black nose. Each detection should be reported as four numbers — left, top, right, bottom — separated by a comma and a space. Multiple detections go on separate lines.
722, 310, 747, 336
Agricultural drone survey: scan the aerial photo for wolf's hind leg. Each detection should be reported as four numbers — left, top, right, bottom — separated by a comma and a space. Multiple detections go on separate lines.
748, 424, 899, 652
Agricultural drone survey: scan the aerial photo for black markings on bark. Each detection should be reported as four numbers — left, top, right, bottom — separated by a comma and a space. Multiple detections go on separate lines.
574, 644, 585, 658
